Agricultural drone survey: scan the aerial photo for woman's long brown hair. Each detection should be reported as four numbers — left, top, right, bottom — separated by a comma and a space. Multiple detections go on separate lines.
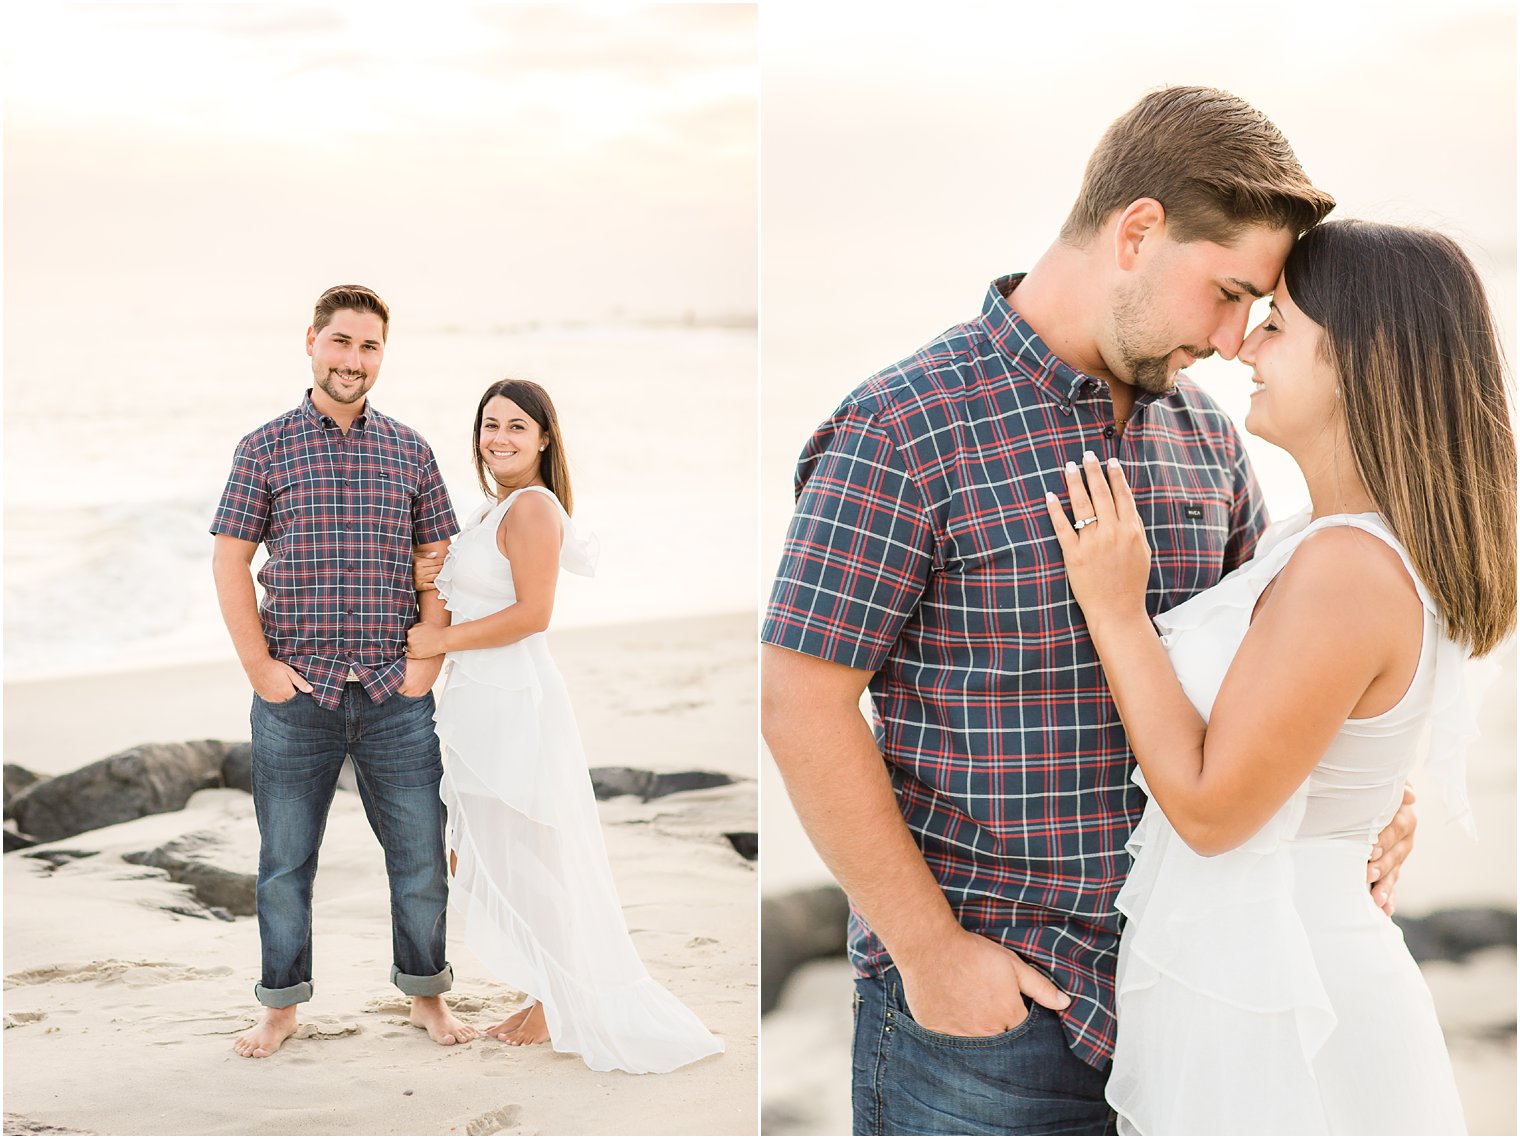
1286, 219, 1515, 655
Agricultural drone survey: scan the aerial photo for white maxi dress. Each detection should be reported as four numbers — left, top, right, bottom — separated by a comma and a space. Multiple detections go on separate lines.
433, 486, 723, 1074
1107, 511, 1472, 1135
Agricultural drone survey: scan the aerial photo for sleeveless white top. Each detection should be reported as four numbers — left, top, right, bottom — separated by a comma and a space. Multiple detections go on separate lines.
1107, 510, 1475, 1135
1152, 510, 1477, 843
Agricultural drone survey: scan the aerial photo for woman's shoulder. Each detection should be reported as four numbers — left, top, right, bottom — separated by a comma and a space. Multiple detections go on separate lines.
498, 486, 565, 539
1270, 521, 1424, 630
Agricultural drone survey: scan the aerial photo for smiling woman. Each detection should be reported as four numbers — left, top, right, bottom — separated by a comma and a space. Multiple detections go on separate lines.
403, 377, 725, 1074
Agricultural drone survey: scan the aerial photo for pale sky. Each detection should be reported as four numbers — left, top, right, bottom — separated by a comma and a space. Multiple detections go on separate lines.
3, 4, 758, 329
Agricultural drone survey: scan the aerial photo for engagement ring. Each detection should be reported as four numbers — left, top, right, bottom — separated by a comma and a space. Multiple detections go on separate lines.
1073, 516, 1100, 530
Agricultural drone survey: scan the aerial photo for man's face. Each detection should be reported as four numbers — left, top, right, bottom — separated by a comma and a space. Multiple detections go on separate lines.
307, 308, 386, 408
1107, 224, 1294, 395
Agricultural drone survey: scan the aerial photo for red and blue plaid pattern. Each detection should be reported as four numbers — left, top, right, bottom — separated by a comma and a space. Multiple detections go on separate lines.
763, 277, 1268, 1067
211, 393, 457, 710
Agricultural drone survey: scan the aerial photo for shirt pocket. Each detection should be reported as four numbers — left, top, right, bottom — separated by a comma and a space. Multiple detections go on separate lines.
360, 462, 421, 539
1145, 492, 1232, 607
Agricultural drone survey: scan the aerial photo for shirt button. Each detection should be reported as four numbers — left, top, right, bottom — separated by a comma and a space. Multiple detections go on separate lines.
1103, 425, 1116, 438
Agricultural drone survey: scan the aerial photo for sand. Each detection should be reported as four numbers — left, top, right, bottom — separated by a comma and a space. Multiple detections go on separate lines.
760, 644, 1518, 1136
3, 612, 758, 1137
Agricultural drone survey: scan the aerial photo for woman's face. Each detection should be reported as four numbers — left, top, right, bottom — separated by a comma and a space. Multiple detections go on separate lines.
1238, 276, 1344, 455
478, 395, 547, 490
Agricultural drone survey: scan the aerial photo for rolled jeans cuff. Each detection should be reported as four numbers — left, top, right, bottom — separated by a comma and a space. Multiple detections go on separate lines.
392, 961, 453, 997
255, 980, 312, 1008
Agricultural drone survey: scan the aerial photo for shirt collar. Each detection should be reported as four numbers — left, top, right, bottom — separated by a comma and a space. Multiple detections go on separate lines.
301, 388, 371, 432
979, 274, 1174, 415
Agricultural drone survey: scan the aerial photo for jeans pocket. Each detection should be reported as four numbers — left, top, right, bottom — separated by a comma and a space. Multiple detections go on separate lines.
879, 1000, 1113, 1135
890, 995, 1037, 1048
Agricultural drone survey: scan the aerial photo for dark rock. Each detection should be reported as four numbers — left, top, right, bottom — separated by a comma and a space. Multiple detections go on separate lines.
724, 831, 759, 861
161, 902, 236, 922
221, 743, 253, 793
761, 1105, 811, 1137
19, 849, 98, 870
1395, 906, 1516, 963
122, 831, 257, 917
4, 826, 39, 853
7, 741, 237, 842
649, 770, 737, 800
588, 766, 737, 802
761, 883, 850, 1015
4, 765, 45, 817
589, 767, 653, 800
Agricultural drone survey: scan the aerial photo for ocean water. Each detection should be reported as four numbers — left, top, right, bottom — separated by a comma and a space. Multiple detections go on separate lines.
4, 321, 756, 680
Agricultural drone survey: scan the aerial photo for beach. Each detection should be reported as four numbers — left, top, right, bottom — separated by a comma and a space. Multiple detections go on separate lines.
4, 612, 758, 1137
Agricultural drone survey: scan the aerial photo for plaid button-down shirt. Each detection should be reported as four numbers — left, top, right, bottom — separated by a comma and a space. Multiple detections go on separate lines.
762, 276, 1268, 1067
211, 392, 457, 709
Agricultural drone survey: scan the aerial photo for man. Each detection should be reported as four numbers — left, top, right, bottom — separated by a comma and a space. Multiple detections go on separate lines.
761, 88, 1416, 1134
211, 284, 474, 1058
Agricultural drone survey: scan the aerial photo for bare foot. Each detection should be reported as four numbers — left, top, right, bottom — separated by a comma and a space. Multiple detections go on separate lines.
486, 1001, 549, 1046
233, 1005, 298, 1059
409, 995, 476, 1046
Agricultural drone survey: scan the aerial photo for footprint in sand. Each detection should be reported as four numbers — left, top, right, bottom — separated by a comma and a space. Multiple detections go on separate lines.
362, 996, 418, 1019
363, 994, 497, 1015
4, 961, 232, 989
293, 1020, 361, 1041
4, 1011, 47, 1029
465, 1105, 522, 1136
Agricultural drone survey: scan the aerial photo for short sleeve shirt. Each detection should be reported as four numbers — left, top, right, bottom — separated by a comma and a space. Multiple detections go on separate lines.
210, 392, 457, 709
762, 276, 1268, 1068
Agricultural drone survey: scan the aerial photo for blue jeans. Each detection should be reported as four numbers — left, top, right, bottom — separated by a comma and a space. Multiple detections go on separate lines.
249, 685, 451, 1007
852, 966, 1115, 1136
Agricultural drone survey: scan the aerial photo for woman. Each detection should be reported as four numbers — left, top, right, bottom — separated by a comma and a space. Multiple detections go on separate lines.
405, 378, 723, 1074
1046, 220, 1514, 1134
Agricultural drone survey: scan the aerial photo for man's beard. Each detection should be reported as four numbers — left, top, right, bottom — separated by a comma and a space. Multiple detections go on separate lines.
1111, 284, 1213, 395
316, 368, 371, 405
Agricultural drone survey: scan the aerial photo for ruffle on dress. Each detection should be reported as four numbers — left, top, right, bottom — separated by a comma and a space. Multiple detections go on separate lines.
1109, 777, 1338, 1135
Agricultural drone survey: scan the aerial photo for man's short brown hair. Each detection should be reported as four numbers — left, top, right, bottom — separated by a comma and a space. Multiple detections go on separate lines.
313, 285, 390, 340
1060, 86, 1335, 246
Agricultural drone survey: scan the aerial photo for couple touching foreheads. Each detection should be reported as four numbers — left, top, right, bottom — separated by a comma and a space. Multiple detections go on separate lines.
763, 86, 1513, 1135
210, 285, 722, 1074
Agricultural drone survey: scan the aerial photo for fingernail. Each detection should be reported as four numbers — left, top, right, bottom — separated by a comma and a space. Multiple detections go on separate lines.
1045, 492, 1057, 502
1082, 450, 1096, 462
1376, 891, 1388, 905
1371, 846, 1383, 859
1108, 457, 1120, 468
1368, 866, 1381, 882
1065, 461, 1077, 472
